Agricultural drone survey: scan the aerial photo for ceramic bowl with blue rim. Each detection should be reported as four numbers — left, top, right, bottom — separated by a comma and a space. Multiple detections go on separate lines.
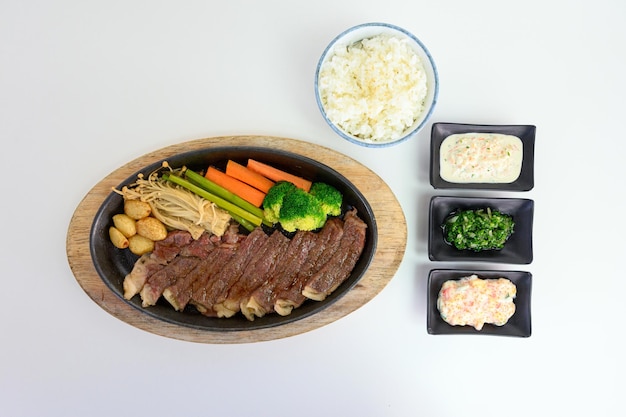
315, 22, 439, 147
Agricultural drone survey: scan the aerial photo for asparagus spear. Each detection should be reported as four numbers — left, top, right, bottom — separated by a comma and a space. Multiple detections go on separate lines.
163, 172, 263, 227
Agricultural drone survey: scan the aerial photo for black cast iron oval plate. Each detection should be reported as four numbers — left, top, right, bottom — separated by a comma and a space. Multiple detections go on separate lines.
90, 146, 377, 331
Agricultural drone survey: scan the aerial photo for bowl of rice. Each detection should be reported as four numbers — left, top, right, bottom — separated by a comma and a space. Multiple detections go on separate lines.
315, 22, 439, 147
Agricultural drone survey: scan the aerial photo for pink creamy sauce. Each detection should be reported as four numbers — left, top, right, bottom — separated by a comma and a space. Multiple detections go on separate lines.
437, 275, 517, 330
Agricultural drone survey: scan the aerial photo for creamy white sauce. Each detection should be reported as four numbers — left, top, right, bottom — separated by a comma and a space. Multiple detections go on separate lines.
439, 132, 523, 183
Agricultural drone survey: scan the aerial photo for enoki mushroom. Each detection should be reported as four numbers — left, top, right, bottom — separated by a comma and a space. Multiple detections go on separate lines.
114, 162, 232, 239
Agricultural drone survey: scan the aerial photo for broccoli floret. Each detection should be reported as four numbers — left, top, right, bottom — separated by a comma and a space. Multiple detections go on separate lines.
278, 187, 326, 232
262, 180, 344, 232
262, 181, 296, 224
309, 182, 343, 217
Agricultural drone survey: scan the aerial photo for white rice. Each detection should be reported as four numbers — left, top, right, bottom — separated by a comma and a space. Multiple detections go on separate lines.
318, 34, 428, 142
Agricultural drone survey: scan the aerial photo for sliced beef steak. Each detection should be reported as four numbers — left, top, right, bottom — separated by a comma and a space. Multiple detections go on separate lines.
192, 227, 268, 316
216, 230, 291, 318
123, 253, 165, 300
151, 230, 194, 263
274, 217, 344, 316
140, 256, 201, 307
242, 230, 317, 320
162, 243, 220, 311
179, 232, 215, 259
188, 245, 239, 316
302, 209, 367, 301
123, 208, 368, 321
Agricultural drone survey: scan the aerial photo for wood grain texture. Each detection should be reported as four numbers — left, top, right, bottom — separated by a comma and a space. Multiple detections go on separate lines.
66, 136, 406, 343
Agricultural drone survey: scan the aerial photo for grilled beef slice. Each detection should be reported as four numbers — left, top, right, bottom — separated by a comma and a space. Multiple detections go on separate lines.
188, 246, 239, 316
140, 256, 201, 307
123, 253, 165, 300
178, 232, 215, 259
151, 230, 194, 263
123, 230, 204, 301
274, 217, 344, 316
192, 227, 268, 316
216, 230, 291, 317
162, 244, 221, 311
242, 230, 317, 320
126, 209, 367, 320
302, 209, 367, 301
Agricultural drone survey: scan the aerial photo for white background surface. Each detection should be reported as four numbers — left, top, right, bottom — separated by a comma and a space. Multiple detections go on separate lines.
2, 1, 624, 416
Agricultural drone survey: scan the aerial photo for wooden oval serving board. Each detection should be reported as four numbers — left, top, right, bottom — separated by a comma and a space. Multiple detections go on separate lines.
66, 136, 407, 343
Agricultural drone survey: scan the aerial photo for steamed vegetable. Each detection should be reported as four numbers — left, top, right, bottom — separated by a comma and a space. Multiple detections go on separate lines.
247, 159, 312, 192
443, 208, 514, 251
309, 182, 342, 217
163, 172, 263, 227
182, 168, 271, 227
204, 166, 266, 208
262, 181, 297, 224
262, 181, 343, 232
276, 187, 327, 232
225, 160, 275, 193
114, 168, 232, 239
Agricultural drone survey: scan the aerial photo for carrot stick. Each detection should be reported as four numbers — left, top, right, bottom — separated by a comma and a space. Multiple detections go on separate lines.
246, 159, 312, 192
225, 160, 275, 193
205, 166, 266, 207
